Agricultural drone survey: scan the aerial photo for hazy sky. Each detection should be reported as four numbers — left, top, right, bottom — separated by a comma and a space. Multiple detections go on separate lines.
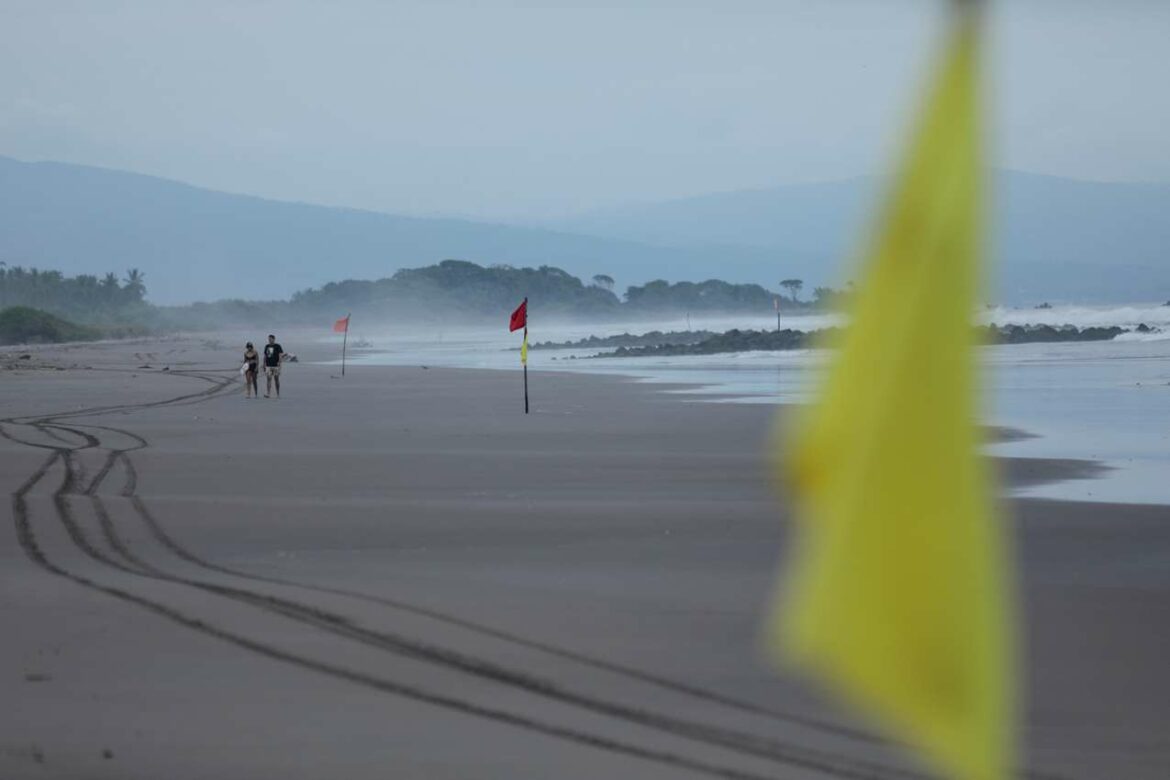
2, 1, 1167, 220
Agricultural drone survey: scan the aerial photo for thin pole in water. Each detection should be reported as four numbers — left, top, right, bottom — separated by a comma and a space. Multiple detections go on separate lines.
342, 312, 350, 376
523, 325, 529, 414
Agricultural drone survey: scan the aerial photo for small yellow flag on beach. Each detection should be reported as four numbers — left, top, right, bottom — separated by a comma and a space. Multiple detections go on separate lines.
520, 331, 528, 365
767, 6, 1013, 780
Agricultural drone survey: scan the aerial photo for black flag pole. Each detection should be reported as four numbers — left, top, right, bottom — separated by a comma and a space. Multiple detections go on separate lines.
342, 312, 350, 376
523, 296, 529, 414
510, 296, 529, 414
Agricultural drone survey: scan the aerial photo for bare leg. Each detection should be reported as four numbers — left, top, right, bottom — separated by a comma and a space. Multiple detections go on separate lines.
274, 372, 281, 397
265, 371, 272, 397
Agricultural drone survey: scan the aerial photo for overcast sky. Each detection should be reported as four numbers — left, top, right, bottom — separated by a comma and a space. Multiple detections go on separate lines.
2, 0, 1167, 220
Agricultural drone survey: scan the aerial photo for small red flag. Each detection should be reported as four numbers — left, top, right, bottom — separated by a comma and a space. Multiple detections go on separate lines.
333, 315, 350, 333
509, 299, 527, 332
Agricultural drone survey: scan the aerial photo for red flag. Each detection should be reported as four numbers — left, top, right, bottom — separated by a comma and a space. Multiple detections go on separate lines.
333, 315, 350, 333
509, 299, 527, 332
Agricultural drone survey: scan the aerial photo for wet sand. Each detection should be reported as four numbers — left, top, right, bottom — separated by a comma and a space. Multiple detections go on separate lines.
1, 335, 1167, 780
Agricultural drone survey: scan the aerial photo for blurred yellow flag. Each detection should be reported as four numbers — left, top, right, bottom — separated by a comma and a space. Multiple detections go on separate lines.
520, 331, 528, 364
767, 7, 1014, 780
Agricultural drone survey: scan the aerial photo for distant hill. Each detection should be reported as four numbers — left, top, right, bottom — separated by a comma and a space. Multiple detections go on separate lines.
550, 171, 1170, 304
2, 155, 1166, 305
289, 259, 621, 323
0, 156, 779, 305
233, 261, 802, 327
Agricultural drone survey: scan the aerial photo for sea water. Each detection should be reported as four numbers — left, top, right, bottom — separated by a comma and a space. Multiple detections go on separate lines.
331, 304, 1170, 506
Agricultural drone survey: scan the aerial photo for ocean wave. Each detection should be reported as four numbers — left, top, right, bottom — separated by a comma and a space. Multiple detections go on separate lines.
982, 303, 1170, 330
1113, 330, 1170, 343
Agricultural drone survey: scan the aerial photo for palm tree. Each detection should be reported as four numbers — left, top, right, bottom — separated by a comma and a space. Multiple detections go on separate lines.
591, 274, 615, 292
780, 278, 803, 302
123, 268, 146, 302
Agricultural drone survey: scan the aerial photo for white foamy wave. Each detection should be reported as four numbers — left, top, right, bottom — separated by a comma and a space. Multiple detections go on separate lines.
1113, 330, 1170, 343
981, 303, 1170, 331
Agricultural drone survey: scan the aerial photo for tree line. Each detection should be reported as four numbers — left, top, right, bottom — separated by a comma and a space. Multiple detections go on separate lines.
292, 261, 838, 318
1, 260, 847, 333
291, 260, 618, 318
0, 264, 148, 322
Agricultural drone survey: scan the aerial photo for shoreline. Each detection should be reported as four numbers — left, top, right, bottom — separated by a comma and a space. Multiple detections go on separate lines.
337, 328, 1170, 506
4, 333, 1126, 499
338, 347, 1126, 502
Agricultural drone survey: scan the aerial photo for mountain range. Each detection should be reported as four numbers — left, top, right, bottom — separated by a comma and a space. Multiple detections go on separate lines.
549, 171, 1170, 304
1, 155, 1166, 305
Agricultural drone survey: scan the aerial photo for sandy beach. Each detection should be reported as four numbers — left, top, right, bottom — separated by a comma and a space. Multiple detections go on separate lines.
2, 335, 1167, 780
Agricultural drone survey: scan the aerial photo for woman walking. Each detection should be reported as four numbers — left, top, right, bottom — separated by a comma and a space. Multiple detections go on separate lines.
242, 341, 260, 398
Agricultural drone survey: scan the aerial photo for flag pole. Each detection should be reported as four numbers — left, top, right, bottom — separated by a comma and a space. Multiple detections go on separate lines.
523, 298, 529, 414
341, 312, 350, 376
510, 296, 529, 414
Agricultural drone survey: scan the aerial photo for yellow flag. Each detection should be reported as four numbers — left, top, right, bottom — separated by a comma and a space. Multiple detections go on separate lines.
520, 330, 528, 365
767, 7, 1013, 780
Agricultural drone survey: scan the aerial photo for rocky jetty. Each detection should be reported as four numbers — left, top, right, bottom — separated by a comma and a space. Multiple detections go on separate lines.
599, 328, 816, 358
530, 330, 715, 351
981, 323, 1126, 344
586, 323, 1130, 358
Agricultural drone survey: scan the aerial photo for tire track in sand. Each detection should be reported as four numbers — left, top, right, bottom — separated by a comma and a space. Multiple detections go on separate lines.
8, 367, 1060, 780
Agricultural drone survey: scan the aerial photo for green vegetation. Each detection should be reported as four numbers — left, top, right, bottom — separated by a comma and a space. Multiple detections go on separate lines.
779, 278, 803, 302
0, 262, 1139, 351
290, 262, 843, 321
812, 284, 853, 308
591, 274, 615, 291
623, 278, 796, 312
150, 298, 292, 331
0, 306, 101, 345
0, 264, 149, 325
292, 260, 620, 319
0, 260, 850, 336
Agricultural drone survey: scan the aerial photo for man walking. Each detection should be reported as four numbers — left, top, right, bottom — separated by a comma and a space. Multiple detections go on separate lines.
263, 334, 285, 398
